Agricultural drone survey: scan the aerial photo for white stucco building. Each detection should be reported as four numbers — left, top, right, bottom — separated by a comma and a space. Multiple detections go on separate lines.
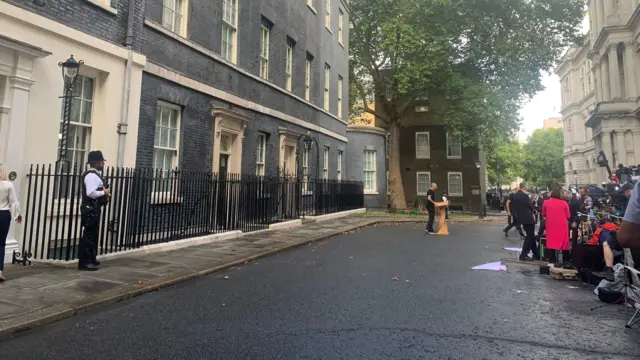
0, 1, 145, 263
558, 1, 640, 185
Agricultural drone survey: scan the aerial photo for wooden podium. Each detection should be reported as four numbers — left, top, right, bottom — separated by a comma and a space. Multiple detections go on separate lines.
434, 201, 449, 235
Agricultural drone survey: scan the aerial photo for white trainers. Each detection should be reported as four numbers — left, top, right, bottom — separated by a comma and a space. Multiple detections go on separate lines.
0, 271, 5, 282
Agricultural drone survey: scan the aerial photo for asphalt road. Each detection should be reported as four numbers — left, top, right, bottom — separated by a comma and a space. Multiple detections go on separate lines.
1, 222, 640, 359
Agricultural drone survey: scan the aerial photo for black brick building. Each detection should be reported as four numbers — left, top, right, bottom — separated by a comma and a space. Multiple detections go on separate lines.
138, 0, 351, 179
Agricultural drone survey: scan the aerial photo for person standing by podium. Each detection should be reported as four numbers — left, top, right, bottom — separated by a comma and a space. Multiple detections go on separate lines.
425, 183, 438, 234
511, 182, 539, 261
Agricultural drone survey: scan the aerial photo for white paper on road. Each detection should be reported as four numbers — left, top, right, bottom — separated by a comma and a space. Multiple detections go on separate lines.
471, 261, 507, 271
504, 247, 522, 252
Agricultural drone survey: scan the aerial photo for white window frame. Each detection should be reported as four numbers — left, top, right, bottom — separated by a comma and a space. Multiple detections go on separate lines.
415, 132, 430, 159
260, 24, 270, 80
221, 0, 238, 63
337, 150, 343, 181
162, 0, 188, 36
305, 56, 312, 101
256, 133, 266, 176
416, 171, 432, 196
285, 41, 293, 91
302, 147, 311, 194
324, 64, 330, 111
323, 147, 329, 180
446, 132, 462, 159
363, 150, 377, 193
338, 9, 344, 45
325, 0, 331, 30
153, 101, 182, 202
55, 74, 95, 200
337, 75, 343, 119
447, 171, 463, 197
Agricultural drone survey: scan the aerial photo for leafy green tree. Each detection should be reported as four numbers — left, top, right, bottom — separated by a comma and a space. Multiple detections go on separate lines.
486, 140, 524, 190
349, 0, 584, 208
523, 128, 565, 189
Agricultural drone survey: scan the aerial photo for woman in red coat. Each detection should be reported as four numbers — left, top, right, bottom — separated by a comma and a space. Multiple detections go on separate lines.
541, 190, 571, 263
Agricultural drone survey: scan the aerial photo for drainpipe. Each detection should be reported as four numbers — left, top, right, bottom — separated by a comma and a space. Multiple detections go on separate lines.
117, 0, 137, 167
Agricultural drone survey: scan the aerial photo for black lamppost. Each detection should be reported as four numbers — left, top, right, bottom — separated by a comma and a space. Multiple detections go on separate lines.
57, 55, 83, 169
476, 160, 485, 219
573, 170, 578, 189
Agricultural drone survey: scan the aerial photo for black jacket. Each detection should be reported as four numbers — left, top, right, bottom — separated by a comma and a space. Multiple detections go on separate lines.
569, 195, 581, 222
511, 190, 535, 225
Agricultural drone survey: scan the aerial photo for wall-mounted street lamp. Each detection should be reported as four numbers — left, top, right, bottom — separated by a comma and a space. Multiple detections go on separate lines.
57, 55, 83, 168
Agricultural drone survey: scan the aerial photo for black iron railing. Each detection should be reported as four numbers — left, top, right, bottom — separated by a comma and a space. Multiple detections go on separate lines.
19, 165, 364, 261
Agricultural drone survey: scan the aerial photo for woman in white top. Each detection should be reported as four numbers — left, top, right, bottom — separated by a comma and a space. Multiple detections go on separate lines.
0, 169, 22, 281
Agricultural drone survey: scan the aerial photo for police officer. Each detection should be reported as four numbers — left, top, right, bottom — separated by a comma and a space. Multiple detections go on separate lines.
78, 150, 110, 271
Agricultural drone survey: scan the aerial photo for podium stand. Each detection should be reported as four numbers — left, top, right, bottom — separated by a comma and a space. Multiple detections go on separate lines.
434, 201, 449, 236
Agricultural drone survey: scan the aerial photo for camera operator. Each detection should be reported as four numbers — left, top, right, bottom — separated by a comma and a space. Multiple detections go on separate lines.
78, 151, 110, 271
619, 182, 640, 248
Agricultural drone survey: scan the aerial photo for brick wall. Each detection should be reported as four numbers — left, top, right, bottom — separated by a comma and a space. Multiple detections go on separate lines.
138, 73, 347, 179
398, 125, 481, 211
141, 0, 349, 136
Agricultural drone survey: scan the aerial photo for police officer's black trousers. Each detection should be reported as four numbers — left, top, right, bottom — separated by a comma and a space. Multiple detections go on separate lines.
79, 212, 100, 266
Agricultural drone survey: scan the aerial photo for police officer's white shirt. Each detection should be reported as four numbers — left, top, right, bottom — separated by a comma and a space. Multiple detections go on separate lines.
84, 171, 105, 199
0, 180, 19, 220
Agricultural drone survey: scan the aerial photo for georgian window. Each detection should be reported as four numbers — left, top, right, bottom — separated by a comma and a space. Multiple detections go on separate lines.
325, 0, 331, 29
448, 172, 463, 197
260, 24, 270, 79
154, 102, 181, 193
446, 132, 462, 159
364, 150, 376, 192
337, 150, 343, 181
221, 0, 238, 63
323, 147, 329, 180
324, 64, 331, 110
337, 75, 343, 118
162, 0, 187, 36
305, 53, 313, 101
416, 172, 431, 196
415, 132, 430, 159
256, 133, 266, 176
285, 39, 294, 91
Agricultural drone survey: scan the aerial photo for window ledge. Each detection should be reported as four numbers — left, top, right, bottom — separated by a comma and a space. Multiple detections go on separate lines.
85, 0, 118, 15
326, 27, 333, 34
364, 191, 379, 195
447, 156, 462, 160
307, 4, 317, 14
416, 156, 431, 159
448, 194, 463, 197
339, 41, 345, 49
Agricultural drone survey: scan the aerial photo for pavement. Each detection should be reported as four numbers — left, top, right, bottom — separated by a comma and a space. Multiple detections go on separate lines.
0, 214, 493, 338
0, 221, 639, 359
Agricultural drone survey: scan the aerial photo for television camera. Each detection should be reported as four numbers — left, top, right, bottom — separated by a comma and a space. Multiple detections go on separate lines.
594, 151, 635, 216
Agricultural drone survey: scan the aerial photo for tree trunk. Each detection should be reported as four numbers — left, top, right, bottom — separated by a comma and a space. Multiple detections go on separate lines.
388, 120, 407, 209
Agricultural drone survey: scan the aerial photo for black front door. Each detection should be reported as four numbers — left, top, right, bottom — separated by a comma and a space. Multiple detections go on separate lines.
217, 154, 230, 229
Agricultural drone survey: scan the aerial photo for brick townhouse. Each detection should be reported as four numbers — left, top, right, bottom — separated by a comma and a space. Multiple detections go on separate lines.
0, 0, 388, 264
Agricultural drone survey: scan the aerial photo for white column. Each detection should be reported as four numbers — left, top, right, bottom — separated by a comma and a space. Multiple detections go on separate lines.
601, 131, 614, 180
624, 42, 638, 99
596, 0, 605, 31
3, 75, 33, 265
609, 46, 622, 99
601, 56, 611, 101
594, 60, 602, 103
625, 130, 635, 165
616, 131, 626, 165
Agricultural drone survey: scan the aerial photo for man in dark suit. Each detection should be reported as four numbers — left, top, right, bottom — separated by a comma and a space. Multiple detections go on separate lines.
511, 182, 539, 261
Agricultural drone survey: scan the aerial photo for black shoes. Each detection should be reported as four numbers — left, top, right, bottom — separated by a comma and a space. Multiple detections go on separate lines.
519, 256, 534, 262
78, 263, 99, 271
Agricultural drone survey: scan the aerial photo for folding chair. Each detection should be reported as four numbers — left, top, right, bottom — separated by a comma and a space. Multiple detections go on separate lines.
623, 249, 640, 328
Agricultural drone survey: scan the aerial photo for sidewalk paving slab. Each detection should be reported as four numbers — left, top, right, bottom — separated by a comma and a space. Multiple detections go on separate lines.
0, 214, 498, 339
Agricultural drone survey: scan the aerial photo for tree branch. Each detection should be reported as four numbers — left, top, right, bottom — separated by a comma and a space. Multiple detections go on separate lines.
350, 66, 389, 122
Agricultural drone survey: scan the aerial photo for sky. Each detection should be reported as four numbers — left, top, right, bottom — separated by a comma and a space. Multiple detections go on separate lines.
517, 15, 590, 142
